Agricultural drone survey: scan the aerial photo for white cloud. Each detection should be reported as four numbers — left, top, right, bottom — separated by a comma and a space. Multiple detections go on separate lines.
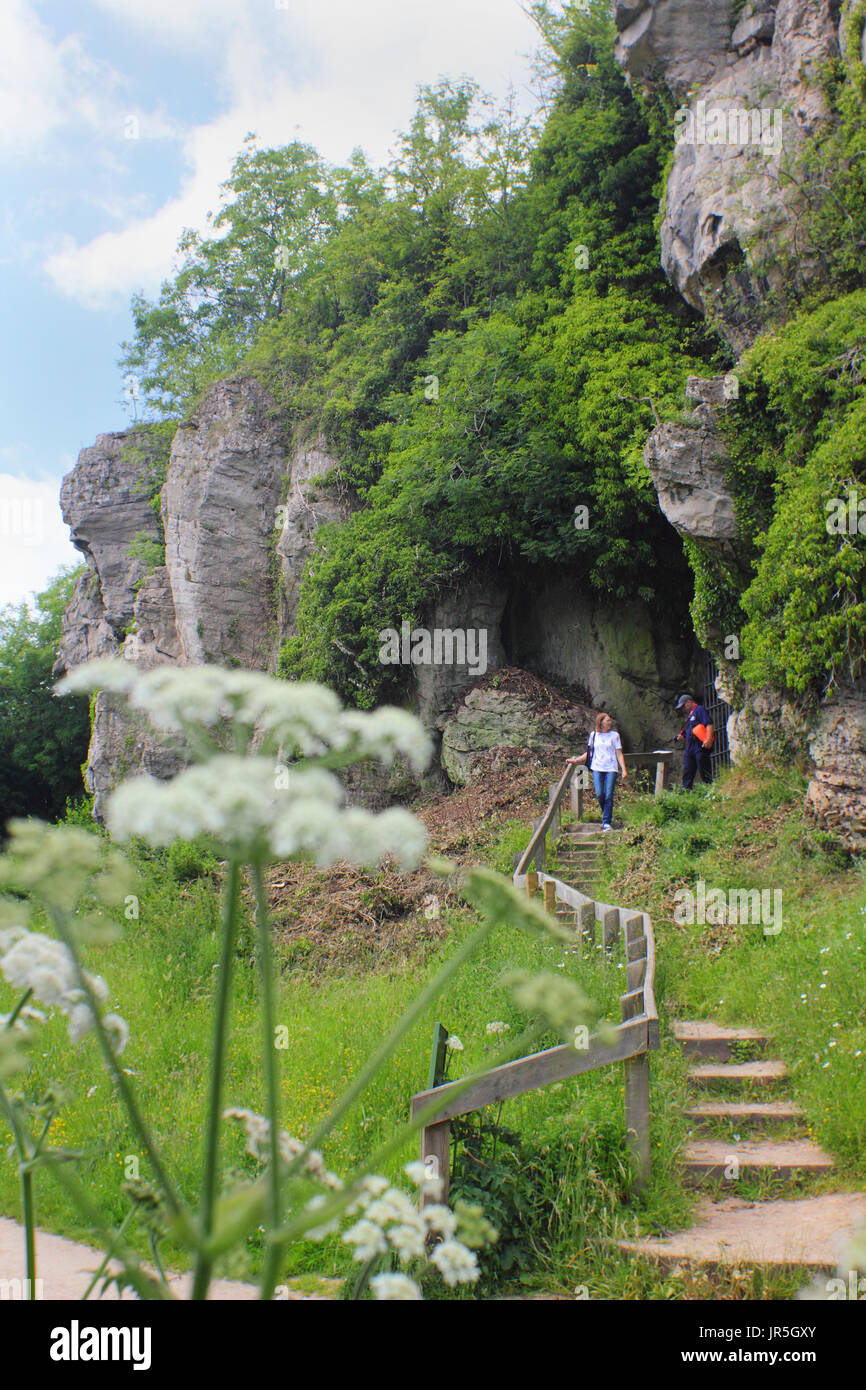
0, 472, 82, 611
0, 0, 178, 163
44, 0, 542, 307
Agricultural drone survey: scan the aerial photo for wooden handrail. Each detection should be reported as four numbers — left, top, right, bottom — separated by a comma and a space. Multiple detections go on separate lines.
513, 761, 576, 878
411, 768, 663, 1205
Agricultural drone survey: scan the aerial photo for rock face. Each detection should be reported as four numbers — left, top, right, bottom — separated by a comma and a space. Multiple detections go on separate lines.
275, 439, 346, 638
440, 670, 597, 785
509, 576, 703, 751
57, 377, 345, 817
412, 576, 510, 733
59, 430, 164, 648
805, 688, 866, 851
615, 0, 842, 350
162, 378, 286, 669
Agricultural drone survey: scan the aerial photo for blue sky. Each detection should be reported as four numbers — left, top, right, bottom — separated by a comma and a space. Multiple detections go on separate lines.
0, 0, 543, 609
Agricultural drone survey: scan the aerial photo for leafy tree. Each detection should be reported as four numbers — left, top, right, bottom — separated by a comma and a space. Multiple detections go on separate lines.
0, 569, 91, 829
120, 140, 361, 418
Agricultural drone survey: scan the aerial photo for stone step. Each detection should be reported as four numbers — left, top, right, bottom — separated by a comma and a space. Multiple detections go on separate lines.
688, 1060, 788, 1090
672, 1020, 771, 1061
684, 1101, 806, 1130
617, 1192, 866, 1270
681, 1138, 834, 1184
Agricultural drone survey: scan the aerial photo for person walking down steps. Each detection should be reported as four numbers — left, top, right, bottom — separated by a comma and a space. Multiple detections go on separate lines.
567, 712, 627, 832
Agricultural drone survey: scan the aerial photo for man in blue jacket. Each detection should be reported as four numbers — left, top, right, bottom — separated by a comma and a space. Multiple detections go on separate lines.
675, 693, 715, 789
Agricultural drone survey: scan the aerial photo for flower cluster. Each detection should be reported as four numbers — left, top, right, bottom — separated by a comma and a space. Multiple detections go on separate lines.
223, 1108, 343, 1190
0, 820, 136, 919
339, 1164, 483, 1296
57, 661, 432, 773
502, 969, 597, 1043
0, 926, 129, 1054
106, 757, 428, 868
485, 1021, 510, 1036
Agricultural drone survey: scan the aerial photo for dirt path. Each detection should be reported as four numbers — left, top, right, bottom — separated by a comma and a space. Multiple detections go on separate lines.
0, 1217, 336, 1300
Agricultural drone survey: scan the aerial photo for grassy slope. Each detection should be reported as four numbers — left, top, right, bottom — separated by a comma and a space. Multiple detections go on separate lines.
1, 765, 863, 1298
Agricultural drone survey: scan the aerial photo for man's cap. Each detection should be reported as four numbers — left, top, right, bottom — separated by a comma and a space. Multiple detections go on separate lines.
675, 694, 693, 710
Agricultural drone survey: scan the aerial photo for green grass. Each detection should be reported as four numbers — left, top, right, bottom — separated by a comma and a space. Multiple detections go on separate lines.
2, 761, 863, 1298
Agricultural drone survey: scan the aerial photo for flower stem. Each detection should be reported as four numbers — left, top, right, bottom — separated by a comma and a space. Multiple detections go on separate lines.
0, 1085, 37, 1295
252, 863, 281, 1301
191, 858, 241, 1301
49, 907, 187, 1229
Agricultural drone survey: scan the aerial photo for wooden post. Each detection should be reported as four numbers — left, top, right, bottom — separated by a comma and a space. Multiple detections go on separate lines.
624, 1052, 651, 1187
526, 870, 539, 899
420, 1119, 451, 1207
654, 759, 669, 798
543, 879, 556, 914
428, 1022, 449, 1090
549, 784, 561, 843
578, 901, 595, 950
602, 907, 620, 956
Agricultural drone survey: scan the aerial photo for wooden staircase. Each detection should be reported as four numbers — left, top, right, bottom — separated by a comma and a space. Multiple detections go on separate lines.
620, 1020, 866, 1270
555, 823, 619, 896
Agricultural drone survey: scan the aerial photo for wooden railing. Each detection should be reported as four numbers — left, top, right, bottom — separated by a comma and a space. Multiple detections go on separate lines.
411, 760, 661, 1202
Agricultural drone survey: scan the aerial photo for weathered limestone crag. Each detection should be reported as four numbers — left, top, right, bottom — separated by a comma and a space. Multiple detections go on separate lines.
162, 378, 286, 669
614, 0, 842, 350
58, 377, 346, 816
643, 375, 740, 564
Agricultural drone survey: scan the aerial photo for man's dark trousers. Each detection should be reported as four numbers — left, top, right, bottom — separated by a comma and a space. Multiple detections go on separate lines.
682, 747, 713, 789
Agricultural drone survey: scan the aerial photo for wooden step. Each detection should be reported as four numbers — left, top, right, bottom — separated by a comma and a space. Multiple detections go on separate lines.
673, 1020, 770, 1061
681, 1139, 834, 1183
688, 1060, 788, 1090
684, 1101, 805, 1130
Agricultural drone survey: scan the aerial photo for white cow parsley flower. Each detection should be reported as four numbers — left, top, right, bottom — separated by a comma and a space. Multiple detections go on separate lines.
430, 1239, 480, 1286
370, 1273, 423, 1300
342, 1218, 389, 1262
106, 757, 427, 869
0, 930, 123, 1051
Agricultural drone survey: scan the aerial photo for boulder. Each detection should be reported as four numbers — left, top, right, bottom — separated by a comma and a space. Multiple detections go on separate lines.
440, 669, 597, 785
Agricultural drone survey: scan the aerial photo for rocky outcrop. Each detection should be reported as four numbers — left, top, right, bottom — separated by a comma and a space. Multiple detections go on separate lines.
162, 378, 286, 669
59, 430, 164, 648
614, 0, 843, 350
440, 670, 597, 785
805, 688, 866, 850
412, 576, 510, 732
276, 440, 346, 638
58, 377, 346, 817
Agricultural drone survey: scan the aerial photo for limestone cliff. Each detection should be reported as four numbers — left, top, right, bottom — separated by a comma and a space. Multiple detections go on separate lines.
614, 0, 842, 351
614, 0, 866, 847
56, 377, 347, 816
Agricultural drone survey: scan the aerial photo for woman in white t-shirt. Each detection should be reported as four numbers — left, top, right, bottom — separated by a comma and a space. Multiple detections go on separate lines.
567, 712, 627, 831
